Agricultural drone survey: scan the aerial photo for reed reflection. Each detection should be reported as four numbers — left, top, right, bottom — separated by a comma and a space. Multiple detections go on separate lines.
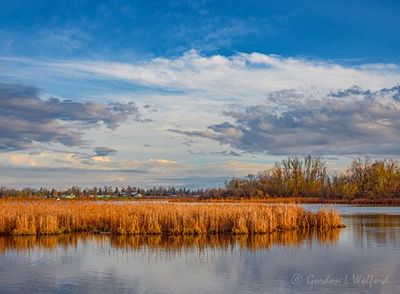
0, 228, 341, 254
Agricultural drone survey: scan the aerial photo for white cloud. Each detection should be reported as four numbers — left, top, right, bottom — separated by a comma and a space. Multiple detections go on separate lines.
91, 156, 111, 162
1, 150, 187, 175
29, 51, 399, 102
3, 51, 400, 104
8, 153, 38, 166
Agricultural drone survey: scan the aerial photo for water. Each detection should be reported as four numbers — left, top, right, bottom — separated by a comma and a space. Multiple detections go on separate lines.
1, 206, 400, 293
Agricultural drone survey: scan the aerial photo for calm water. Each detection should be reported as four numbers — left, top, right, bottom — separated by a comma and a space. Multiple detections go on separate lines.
1, 205, 400, 294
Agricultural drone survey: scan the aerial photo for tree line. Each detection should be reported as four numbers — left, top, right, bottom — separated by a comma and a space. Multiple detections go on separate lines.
0, 186, 201, 198
216, 156, 400, 199
2, 156, 400, 200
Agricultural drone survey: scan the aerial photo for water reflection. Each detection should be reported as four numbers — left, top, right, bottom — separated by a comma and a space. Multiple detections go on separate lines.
343, 214, 400, 248
0, 229, 341, 254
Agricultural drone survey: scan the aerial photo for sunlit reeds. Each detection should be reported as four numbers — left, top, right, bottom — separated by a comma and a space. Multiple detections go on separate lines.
0, 200, 344, 236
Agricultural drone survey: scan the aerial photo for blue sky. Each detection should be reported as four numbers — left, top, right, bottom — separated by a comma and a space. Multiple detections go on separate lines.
2, 0, 400, 62
1, 0, 400, 188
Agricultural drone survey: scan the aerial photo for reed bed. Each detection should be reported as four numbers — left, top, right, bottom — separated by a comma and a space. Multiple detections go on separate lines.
0, 200, 344, 236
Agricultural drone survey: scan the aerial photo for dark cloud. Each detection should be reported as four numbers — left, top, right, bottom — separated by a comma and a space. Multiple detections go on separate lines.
171, 85, 400, 155
0, 83, 141, 151
188, 149, 241, 157
381, 85, 400, 101
93, 147, 117, 156
212, 150, 241, 157
328, 85, 372, 98
58, 147, 117, 166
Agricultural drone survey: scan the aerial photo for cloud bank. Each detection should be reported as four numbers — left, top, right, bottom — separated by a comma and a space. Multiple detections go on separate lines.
2, 51, 400, 187
0, 83, 139, 151
5, 51, 400, 102
171, 85, 400, 155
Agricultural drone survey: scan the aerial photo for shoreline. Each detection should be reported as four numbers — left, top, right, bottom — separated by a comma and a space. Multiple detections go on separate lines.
171, 198, 400, 206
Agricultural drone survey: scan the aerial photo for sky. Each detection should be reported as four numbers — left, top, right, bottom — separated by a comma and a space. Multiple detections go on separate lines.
1, 0, 400, 189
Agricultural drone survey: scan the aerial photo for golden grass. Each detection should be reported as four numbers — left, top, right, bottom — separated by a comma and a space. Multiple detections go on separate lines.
0, 200, 344, 236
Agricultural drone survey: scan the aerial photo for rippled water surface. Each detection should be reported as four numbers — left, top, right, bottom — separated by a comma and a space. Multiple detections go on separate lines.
1, 205, 400, 293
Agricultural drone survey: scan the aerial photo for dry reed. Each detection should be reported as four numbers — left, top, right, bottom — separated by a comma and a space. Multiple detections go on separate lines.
0, 200, 344, 236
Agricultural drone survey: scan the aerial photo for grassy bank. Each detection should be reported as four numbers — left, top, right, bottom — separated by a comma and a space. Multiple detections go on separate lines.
0, 200, 344, 236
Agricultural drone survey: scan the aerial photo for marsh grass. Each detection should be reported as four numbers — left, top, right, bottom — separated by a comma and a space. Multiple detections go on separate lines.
0, 200, 343, 236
